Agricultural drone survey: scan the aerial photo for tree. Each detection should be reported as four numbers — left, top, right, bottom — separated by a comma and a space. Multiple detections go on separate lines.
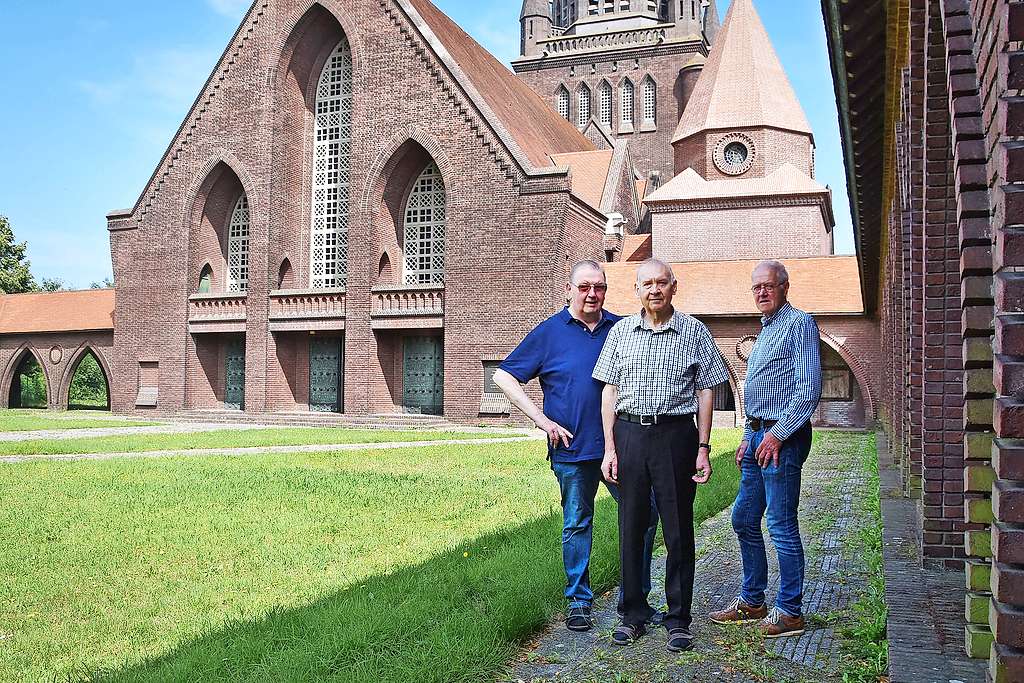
0, 215, 36, 294
38, 277, 66, 292
90, 277, 113, 289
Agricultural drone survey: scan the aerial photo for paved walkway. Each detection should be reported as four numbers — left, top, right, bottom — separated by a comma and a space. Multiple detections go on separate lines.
0, 435, 540, 463
876, 434, 987, 683
0, 421, 272, 442
506, 432, 886, 683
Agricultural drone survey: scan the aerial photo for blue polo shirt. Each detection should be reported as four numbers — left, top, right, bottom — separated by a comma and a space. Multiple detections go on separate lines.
500, 307, 622, 463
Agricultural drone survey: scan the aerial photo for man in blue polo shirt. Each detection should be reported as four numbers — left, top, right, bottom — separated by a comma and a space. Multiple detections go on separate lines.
493, 260, 657, 632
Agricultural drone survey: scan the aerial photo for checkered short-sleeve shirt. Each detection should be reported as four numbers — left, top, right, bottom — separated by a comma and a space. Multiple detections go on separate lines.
592, 309, 729, 415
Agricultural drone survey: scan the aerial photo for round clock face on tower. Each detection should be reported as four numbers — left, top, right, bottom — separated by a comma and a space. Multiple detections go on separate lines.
713, 134, 756, 176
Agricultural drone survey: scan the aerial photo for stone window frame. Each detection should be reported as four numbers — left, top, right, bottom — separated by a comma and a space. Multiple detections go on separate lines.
598, 80, 613, 128
640, 76, 657, 131
577, 83, 592, 128
402, 161, 446, 286
557, 85, 571, 121
310, 38, 352, 290
227, 194, 250, 293
619, 77, 635, 133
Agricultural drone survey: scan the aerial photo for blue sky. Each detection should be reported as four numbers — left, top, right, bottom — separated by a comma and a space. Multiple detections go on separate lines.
0, 0, 851, 289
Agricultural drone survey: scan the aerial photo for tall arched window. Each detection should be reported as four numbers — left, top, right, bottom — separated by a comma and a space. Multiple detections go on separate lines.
621, 79, 635, 126
577, 85, 591, 127
642, 77, 657, 125
557, 86, 570, 121
311, 38, 352, 289
598, 81, 612, 128
227, 195, 249, 293
403, 161, 446, 285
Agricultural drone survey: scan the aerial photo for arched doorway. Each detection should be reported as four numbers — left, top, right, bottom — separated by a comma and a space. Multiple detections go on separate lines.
813, 340, 867, 428
67, 349, 111, 411
8, 351, 47, 409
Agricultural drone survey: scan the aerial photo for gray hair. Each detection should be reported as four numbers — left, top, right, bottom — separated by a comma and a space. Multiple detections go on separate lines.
636, 258, 676, 285
569, 259, 606, 283
753, 259, 789, 284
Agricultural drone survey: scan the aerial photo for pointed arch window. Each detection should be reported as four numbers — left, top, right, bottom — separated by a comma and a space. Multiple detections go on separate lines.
598, 81, 613, 128
198, 264, 213, 293
227, 195, 249, 293
577, 85, 591, 127
311, 38, 353, 289
557, 86, 570, 121
620, 79, 635, 126
642, 77, 657, 125
403, 162, 446, 285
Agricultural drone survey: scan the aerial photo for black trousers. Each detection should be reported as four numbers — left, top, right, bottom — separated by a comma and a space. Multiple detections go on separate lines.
614, 415, 698, 631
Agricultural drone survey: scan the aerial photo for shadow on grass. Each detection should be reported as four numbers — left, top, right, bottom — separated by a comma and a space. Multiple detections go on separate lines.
79, 457, 740, 683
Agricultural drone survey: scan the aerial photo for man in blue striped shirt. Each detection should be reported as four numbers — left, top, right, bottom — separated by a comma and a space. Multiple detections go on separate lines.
708, 260, 822, 639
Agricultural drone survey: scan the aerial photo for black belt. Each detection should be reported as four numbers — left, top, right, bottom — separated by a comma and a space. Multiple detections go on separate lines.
747, 417, 778, 431
617, 412, 693, 426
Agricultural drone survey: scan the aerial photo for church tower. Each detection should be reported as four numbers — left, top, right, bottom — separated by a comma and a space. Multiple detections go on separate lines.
513, 0, 720, 183
644, 0, 835, 260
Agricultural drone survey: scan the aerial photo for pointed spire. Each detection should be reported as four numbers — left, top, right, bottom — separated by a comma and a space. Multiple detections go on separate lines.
673, 0, 812, 143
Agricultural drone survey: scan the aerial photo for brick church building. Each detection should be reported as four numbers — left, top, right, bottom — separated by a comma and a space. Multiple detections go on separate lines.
1, 0, 876, 432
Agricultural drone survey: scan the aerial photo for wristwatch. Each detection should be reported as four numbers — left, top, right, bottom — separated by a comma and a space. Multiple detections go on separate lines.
698, 442, 711, 450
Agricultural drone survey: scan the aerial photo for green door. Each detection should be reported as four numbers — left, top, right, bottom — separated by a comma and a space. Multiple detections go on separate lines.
309, 336, 343, 412
224, 338, 245, 410
402, 336, 443, 415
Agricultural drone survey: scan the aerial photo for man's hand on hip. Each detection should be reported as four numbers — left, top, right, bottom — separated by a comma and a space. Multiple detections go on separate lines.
536, 415, 573, 449
735, 440, 748, 467
601, 449, 618, 483
755, 432, 783, 468
693, 446, 713, 484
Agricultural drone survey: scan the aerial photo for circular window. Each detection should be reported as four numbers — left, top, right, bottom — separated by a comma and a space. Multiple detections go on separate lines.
49, 346, 63, 364
736, 335, 757, 361
723, 142, 748, 166
713, 134, 756, 176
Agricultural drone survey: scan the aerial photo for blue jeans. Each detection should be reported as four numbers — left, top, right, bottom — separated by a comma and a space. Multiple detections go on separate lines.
731, 422, 812, 617
552, 459, 657, 609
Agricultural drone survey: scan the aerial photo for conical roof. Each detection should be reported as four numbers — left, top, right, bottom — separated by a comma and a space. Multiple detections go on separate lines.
673, 0, 812, 143
520, 0, 549, 19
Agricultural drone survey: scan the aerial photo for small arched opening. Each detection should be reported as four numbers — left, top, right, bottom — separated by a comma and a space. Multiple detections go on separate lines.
813, 340, 867, 428
67, 349, 111, 411
277, 257, 295, 289
8, 351, 47, 409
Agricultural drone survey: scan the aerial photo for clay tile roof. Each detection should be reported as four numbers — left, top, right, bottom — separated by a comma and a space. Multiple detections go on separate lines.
405, 0, 595, 169
622, 234, 653, 262
603, 256, 863, 317
646, 164, 828, 203
550, 150, 614, 209
673, 0, 812, 143
0, 289, 115, 334
635, 179, 648, 200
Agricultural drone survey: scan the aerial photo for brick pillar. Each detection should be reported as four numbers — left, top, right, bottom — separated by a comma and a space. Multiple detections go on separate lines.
920, 0, 965, 566
939, 0, 997, 659
908, 0, 928, 501
985, 1, 1024, 680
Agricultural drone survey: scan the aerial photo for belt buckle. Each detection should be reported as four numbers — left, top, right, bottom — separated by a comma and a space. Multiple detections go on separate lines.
640, 414, 656, 426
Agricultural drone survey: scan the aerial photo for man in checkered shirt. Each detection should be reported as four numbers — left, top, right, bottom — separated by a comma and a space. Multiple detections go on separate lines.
708, 259, 822, 639
592, 258, 728, 653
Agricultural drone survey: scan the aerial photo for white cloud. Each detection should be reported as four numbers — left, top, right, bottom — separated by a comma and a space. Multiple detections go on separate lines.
76, 45, 220, 111
206, 0, 252, 18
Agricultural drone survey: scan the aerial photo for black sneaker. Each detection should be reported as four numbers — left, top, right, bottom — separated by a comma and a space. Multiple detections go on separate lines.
611, 622, 646, 646
666, 627, 694, 653
566, 605, 593, 632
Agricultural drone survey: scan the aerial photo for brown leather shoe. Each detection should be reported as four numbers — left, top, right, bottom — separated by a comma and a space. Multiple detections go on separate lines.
708, 597, 768, 624
759, 607, 806, 638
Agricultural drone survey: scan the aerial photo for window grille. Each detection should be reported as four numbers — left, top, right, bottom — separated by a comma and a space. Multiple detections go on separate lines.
227, 195, 249, 293
310, 39, 352, 289
577, 86, 591, 127
403, 161, 446, 285
557, 87, 570, 120
598, 81, 612, 127
621, 79, 635, 125
642, 78, 656, 124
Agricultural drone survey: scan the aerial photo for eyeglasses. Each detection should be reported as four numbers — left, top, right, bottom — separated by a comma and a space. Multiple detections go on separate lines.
751, 283, 781, 294
572, 282, 608, 293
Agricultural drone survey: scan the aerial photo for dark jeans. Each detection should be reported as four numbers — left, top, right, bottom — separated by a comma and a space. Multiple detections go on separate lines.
614, 415, 698, 631
551, 459, 657, 609
732, 421, 812, 617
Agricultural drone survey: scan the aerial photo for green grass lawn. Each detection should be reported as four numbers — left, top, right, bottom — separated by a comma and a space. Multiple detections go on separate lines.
0, 409, 155, 432
0, 427, 519, 457
0, 429, 743, 682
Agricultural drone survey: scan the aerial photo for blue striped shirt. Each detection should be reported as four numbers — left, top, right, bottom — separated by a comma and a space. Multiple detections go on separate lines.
743, 302, 822, 442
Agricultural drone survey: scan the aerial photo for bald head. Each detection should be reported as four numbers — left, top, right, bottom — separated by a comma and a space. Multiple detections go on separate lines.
636, 258, 676, 286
